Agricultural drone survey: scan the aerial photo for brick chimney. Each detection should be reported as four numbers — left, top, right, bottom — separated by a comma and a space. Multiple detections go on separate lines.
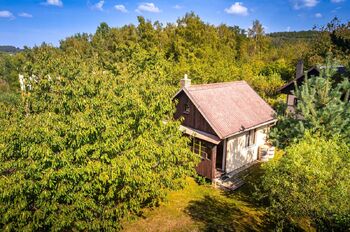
180, 74, 191, 88
296, 60, 304, 78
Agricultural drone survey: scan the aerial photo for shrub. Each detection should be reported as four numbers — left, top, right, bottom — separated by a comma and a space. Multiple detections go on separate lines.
256, 133, 350, 230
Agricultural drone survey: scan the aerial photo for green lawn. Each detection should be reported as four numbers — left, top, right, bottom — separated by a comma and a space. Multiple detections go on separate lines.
123, 160, 316, 232
123, 177, 267, 232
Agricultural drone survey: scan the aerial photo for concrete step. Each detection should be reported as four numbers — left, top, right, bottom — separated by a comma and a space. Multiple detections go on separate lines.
214, 162, 260, 191
214, 177, 245, 191
214, 169, 225, 179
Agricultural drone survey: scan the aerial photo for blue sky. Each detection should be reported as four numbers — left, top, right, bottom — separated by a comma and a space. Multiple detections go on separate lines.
0, 0, 349, 47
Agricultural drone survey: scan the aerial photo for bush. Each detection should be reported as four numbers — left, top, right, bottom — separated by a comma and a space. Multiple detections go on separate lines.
256, 133, 350, 230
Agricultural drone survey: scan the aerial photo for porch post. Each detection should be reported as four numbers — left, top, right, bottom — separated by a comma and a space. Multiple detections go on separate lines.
222, 139, 227, 171
211, 145, 217, 180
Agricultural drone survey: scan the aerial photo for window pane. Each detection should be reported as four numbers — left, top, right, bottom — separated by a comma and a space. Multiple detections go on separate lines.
245, 133, 249, 147
249, 130, 255, 145
192, 139, 210, 160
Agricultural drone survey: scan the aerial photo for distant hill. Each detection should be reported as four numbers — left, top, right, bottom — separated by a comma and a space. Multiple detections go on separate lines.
0, 45, 22, 53
268, 30, 320, 42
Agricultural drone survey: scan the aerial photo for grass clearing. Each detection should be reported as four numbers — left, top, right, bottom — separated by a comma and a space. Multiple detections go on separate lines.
123, 176, 267, 232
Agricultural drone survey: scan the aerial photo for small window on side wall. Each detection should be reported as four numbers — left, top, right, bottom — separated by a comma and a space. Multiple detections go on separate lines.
184, 102, 190, 114
245, 130, 256, 148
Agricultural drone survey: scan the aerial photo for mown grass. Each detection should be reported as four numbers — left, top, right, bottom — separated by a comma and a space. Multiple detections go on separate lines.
123, 177, 267, 232
123, 157, 316, 232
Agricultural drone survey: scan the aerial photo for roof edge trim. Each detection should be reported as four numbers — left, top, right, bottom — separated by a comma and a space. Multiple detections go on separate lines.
224, 119, 277, 139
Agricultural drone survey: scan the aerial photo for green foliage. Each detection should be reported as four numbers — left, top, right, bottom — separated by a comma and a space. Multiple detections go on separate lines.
309, 17, 350, 64
0, 41, 198, 231
270, 55, 350, 147
256, 133, 350, 230
0, 53, 21, 105
248, 20, 270, 57
0, 46, 22, 53
268, 30, 320, 41
0, 53, 20, 91
0, 92, 20, 106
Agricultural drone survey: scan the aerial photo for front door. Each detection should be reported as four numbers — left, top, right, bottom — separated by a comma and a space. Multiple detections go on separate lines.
216, 141, 224, 171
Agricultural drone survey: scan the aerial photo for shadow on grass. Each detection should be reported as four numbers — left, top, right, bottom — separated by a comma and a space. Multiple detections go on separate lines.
223, 163, 265, 206
185, 195, 264, 232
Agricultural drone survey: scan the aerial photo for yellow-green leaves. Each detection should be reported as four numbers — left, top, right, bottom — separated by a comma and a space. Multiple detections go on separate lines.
257, 133, 350, 229
0, 42, 197, 231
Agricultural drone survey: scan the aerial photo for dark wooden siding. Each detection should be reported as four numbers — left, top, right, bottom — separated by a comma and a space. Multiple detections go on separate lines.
174, 91, 217, 136
174, 91, 220, 180
196, 159, 213, 179
191, 138, 217, 180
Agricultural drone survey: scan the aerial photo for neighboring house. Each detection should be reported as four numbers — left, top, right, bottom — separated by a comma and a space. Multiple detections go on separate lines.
173, 75, 277, 180
278, 61, 347, 113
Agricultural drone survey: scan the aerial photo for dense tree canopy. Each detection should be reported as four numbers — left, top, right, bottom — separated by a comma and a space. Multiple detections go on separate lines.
0, 46, 22, 53
308, 17, 350, 65
0, 44, 198, 230
4, 14, 348, 108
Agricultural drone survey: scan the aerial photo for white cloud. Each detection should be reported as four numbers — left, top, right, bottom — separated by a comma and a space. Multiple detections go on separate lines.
315, 12, 322, 18
174, 4, 182, 9
331, 6, 341, 13
136, 3, 161, 13
286, 26, 291, 32
18, 12, 33, 18
331, 0, 345, 2
292, 0, 319, 9
225, 2, 248, 16
44, 0, 63, 7
92, 1, 104, 11
115, 4, 128, 13
0, 10, 14, 18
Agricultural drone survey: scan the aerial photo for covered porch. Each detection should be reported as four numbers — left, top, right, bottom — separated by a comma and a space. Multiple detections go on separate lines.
180, 125, 225, 180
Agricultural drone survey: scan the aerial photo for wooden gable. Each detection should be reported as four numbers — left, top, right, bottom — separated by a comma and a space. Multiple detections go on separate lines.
174, 90, 217, 137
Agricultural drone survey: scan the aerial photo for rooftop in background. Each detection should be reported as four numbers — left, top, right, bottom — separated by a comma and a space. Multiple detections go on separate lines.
278, 64, 347, 95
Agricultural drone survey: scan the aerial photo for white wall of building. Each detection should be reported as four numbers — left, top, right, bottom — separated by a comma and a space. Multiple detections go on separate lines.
225, 125, 270, 173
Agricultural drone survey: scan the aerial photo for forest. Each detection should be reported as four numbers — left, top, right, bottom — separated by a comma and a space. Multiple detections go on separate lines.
0, 46, 22, 53
0, 13, 350, 231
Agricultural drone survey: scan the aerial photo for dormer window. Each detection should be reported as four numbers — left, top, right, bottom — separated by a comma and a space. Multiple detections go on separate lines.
184, 102, 190, 114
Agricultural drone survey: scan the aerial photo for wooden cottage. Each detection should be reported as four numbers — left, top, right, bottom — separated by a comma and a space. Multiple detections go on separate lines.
173, 75, 277, 180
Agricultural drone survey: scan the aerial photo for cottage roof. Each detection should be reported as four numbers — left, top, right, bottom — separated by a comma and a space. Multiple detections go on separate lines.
176, 81, 276, 139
